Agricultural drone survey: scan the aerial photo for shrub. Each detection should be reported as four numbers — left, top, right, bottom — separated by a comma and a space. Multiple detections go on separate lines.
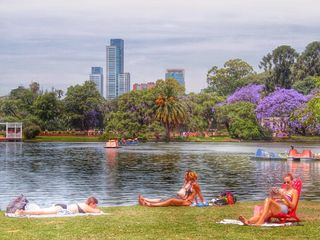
23, 125, 41, 139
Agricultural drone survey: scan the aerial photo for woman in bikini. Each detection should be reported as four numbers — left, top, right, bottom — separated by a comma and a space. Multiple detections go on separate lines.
139, 170, 205, 207
239, 173, 298, 225
16, 196, 103, 215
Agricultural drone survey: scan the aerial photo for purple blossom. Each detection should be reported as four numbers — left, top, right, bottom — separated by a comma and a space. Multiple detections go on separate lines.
227, 84, 264, 105
256, 88, 308, 119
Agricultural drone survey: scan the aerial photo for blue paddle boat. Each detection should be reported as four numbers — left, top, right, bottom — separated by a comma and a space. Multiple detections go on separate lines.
250, 148, 287, 160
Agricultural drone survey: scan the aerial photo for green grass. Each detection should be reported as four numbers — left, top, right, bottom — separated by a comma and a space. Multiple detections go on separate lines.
1, 201, 319, 240
273, 135, 320, 143
26, 136, 103, 142
178, 136, 238, 142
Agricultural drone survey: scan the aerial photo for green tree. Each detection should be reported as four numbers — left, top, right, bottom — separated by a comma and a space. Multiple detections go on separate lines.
260, 45, 298, 91
293, 41, 320, 81
207, 59, 255, 96
1, 83, 40, 119
216, 102, 270, 140
33, 92, 64, 130
154, 79, 187, 141
184, 92, 224, 131
292, 76, 320, 95
104, 89, 157, 139
307, 93, 320, 122
63, 81, 105, 130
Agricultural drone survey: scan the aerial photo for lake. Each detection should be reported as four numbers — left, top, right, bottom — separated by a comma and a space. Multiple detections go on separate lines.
1, 141, 320, 210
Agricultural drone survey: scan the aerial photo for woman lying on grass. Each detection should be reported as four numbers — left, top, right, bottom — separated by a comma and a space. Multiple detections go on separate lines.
239, 173, 298, 225
16, 196, 103, 215
139, 170, 205, 207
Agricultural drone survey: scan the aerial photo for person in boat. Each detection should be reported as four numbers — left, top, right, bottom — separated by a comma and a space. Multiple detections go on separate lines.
239, 173, 298, 225
15, 196, 103, 215
138, 170, 205, 207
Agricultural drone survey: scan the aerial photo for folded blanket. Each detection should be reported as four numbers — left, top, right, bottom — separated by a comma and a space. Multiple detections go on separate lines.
217, 219, 296, 227
5, 212, 109, 218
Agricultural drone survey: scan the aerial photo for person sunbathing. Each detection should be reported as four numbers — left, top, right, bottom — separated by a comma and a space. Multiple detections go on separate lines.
139, 171, 205, 207
15, 196, 103, 215
239, 173, 298, 225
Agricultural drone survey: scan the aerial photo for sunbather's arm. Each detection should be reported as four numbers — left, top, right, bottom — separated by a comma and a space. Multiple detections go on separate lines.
193, 184, 205, 203
84, 205, 104, 213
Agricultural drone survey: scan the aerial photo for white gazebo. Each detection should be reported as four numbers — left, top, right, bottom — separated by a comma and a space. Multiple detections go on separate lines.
0, 122, 23, 141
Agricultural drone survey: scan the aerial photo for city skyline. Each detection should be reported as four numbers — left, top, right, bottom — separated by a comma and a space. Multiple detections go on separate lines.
1, 0, 320, 96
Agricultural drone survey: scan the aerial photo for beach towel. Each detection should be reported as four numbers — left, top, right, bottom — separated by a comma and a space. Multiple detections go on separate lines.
5, 212, 108, 218
217, 219, 297, 227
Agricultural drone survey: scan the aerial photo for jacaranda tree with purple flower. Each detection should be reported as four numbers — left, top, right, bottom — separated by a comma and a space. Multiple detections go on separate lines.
256, 88, 308, 134
227, 84, 264, 105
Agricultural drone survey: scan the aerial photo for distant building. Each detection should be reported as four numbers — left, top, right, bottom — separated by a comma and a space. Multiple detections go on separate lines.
89, 67, 103, 96
133, 82, 155, 91
165, 69, 185, 87
118, 73, 131, 95
105, 38, 130, 99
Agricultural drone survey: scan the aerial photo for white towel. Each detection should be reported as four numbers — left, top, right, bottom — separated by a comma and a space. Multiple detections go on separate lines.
5, 212, 109, 218
217, 219, 295, 227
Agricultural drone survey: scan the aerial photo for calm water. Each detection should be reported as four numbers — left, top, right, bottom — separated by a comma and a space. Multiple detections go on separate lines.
1, 142, 320, 210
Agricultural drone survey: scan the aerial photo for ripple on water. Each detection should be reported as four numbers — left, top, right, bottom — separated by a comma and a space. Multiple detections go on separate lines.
0, 142, 320, 209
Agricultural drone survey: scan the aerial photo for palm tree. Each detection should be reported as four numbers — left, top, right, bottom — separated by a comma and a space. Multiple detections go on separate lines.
155, 95, 186, 141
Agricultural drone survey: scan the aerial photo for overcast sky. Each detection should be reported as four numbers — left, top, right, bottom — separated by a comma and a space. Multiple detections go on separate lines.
0, 0, 319, 96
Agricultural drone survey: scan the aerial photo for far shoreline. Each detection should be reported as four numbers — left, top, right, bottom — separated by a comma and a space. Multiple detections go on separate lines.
19, 135, 320, 143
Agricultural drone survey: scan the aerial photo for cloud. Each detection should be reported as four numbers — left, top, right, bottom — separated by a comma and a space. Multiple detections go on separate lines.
0, 0, 319, 95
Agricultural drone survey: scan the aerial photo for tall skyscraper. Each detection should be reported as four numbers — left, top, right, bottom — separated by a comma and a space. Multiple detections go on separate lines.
89, 67, 103, 96
105, 39, 130, 99
165, 69, 185, 87
118, 73, 130, 95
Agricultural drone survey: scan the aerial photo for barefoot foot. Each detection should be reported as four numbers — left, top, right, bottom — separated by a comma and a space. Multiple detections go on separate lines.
138, 195, 144, 206
239, 215, 249, 225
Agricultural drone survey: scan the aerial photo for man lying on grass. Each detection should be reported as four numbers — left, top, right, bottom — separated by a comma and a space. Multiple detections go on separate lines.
16, 196, 103, 215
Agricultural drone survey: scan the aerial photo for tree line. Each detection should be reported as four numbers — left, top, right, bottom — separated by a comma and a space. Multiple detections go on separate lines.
0, 41, 319, 140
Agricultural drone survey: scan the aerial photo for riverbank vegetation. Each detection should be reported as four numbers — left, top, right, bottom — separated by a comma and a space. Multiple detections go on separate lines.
0, 41, 320, 142
0, 201, 319, 240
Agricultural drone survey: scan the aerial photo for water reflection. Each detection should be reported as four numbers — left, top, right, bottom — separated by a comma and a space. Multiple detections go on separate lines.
0, 142, 320, 209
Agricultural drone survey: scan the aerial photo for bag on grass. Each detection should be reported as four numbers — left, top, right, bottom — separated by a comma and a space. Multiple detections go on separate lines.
210, 191, 237, 206
6, 194, 29, 213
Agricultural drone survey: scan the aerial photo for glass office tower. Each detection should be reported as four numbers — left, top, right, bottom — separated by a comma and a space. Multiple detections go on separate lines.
89, 67, 103, 96
106, 39, 129, 99
118, 73, 130, 96
165, 69, 185, 87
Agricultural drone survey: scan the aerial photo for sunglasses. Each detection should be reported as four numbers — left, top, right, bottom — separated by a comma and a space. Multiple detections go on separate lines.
283, 181, 291, 184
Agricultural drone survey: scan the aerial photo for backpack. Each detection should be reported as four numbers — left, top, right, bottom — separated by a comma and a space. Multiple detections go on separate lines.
219, 191, 237, 204
210, 191, 237, 206
6, 194, 29, 213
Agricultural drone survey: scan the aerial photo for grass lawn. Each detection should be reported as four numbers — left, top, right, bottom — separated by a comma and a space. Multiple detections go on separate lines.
178, 136, 239, 142
274, 135, 320, 143
1, 201, 319, 240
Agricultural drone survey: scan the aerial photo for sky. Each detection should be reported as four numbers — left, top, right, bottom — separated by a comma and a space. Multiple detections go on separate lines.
0, 0, 319, 96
